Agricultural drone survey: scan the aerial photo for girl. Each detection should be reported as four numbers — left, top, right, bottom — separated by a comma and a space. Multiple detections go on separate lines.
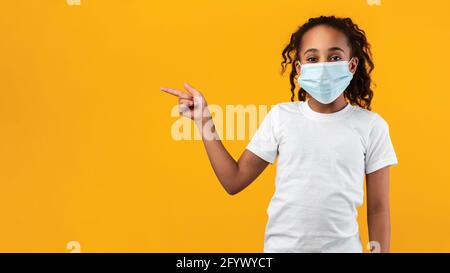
161, 15, 398, 253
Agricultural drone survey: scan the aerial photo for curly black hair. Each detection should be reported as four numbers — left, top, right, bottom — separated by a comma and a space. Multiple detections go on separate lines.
281, 15, 374, 110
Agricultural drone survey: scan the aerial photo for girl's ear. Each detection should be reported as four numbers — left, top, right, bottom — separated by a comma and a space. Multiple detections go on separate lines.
349, 57, 359, 74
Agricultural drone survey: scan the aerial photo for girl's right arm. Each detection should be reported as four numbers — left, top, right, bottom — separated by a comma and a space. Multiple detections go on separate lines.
161, 83, 269, 195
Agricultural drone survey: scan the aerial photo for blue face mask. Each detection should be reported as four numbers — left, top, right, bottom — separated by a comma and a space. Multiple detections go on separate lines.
297, 58, 354, 104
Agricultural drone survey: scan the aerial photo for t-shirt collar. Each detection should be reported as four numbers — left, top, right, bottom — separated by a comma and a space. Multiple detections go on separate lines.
299, 99, 354, 121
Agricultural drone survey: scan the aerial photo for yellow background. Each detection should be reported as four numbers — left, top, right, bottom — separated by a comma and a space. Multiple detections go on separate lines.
0, 0, 449, 252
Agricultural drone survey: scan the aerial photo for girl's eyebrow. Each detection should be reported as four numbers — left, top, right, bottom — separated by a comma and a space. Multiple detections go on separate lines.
328, 47, 345, 53
303, 48, 318, 55
303, 47, 345, 55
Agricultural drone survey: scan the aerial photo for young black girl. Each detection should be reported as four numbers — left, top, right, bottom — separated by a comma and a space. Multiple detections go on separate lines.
161, 15, 398, 253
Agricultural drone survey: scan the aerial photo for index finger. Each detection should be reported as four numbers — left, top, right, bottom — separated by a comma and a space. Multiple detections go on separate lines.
160, 87, 193, 99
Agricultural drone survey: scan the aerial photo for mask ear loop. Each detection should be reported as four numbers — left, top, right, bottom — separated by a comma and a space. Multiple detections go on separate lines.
348, 57, 355, 73
296, 60, 302, 74
295, 60, 301, 77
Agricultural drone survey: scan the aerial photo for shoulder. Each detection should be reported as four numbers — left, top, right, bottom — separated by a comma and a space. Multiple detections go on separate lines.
259, 102, 300, 129
275, 101, 300, 110
270, 101, 301, 114
267, 101, 302, 121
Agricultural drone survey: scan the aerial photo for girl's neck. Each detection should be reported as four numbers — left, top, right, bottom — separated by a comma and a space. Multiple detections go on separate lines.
307, 96, 348, 114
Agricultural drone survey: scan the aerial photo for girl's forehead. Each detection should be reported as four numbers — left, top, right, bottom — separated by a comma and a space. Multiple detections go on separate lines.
300, 25, 350, 54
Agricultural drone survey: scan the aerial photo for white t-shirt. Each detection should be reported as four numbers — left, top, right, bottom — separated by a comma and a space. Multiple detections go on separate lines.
246, 100, 398, 252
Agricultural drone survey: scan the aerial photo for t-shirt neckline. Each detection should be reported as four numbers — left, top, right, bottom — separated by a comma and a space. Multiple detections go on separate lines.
298, 99, 354, 121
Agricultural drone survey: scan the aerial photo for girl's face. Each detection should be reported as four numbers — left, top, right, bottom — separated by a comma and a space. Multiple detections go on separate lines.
295, 25, 358, 76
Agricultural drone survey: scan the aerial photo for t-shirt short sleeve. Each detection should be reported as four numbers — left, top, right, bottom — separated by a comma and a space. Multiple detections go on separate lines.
365, 113, 398, 174
245, 105, 279, 164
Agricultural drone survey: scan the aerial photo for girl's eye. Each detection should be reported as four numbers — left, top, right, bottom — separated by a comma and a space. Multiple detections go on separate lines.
329, 56, 342, 61
306, 57, 318, 63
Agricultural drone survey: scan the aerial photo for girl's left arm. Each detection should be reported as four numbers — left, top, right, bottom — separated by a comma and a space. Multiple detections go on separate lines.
366, 166, 391, 253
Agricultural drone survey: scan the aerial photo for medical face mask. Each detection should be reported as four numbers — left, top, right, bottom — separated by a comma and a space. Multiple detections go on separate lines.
297, 58, 354, 104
